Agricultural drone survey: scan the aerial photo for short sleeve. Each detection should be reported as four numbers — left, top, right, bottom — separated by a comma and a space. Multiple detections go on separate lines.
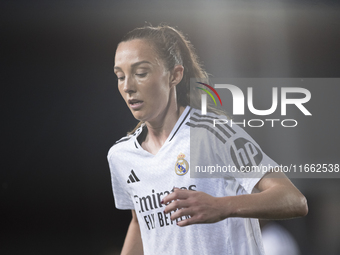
108, 154, 134, 210
223, 125, 279, 194
189, 110, 279, 194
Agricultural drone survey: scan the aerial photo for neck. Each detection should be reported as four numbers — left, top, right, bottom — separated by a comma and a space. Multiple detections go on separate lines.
146, 105, 185, 139
142, 101, 185, 155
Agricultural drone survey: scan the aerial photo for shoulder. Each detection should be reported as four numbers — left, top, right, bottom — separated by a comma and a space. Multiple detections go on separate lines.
107, 135, 132, 160
188, 107, 231, 126
187, 108, 238, 144
107, 125, 144, 160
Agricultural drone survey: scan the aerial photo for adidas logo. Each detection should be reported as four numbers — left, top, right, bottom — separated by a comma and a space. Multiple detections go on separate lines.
127, 170, 140, 184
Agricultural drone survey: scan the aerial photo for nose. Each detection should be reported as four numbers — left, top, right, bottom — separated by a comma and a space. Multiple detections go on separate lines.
122, 76, 136, 94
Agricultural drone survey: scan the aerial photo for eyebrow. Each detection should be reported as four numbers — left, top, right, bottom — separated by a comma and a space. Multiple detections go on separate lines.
114, 60, 152, 71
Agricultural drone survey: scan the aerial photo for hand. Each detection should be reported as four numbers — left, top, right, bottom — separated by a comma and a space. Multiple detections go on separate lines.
162, 188, 228, 227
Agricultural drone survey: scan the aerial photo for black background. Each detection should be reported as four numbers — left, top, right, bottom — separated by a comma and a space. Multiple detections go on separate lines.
1, 1, 340, 254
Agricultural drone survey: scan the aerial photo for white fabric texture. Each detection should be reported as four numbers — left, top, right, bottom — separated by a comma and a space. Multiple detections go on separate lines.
108, 106, 278, 255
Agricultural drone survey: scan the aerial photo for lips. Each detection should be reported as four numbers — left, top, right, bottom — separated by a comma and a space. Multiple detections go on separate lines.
128, 99, 144, 110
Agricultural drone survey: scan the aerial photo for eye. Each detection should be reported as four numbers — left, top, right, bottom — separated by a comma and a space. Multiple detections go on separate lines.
136, 73, 147, 78
117, 76, 125, 81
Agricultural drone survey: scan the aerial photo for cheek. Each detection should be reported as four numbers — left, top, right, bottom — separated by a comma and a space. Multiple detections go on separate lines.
152, 76, 170, 97
117, 84, 125, 97
148, 84, 169, 105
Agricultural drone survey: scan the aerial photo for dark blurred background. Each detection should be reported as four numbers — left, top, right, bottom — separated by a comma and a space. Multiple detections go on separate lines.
1, 0, 339, 254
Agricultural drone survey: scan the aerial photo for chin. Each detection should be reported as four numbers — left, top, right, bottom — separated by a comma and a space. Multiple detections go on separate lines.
131, 111, 146, 122
129, 107, 158, 123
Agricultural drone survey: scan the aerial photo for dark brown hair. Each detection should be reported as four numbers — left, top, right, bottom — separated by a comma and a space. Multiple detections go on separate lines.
117, 24, 225, 134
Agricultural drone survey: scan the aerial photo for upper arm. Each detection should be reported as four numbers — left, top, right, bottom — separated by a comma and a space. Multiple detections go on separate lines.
131, 209, 138, 222
255, 171, 295, 192
121, 210, 143, 255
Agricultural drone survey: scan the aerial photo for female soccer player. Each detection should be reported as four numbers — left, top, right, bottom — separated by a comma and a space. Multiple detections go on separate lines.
108, 25, 308, 255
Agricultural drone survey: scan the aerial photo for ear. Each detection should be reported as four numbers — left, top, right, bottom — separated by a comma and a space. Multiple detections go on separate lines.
169, 65, 184, 88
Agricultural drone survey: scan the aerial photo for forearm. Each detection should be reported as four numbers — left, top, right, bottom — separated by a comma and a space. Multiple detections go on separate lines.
163, 172, 307, 226
220, 174, 308, 220
220, 185, 307, 220
121, 210, 143, 255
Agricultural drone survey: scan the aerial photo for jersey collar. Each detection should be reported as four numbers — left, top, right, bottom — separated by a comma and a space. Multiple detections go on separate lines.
133, 106, 192, 150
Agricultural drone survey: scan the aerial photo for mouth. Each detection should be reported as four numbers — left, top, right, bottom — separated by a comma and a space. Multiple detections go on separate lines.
128, 99, 144, 110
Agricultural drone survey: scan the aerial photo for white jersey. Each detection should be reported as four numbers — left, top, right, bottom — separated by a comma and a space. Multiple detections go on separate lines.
108, 106, 278, 255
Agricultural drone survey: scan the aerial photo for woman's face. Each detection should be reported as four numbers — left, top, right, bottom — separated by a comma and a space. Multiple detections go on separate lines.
114, 39, 173, 123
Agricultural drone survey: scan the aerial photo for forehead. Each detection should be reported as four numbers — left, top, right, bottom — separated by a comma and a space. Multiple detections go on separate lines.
114, 39, 159, 67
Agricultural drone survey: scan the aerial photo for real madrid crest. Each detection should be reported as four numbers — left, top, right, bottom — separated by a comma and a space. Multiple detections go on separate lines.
175, 153, 189, 176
